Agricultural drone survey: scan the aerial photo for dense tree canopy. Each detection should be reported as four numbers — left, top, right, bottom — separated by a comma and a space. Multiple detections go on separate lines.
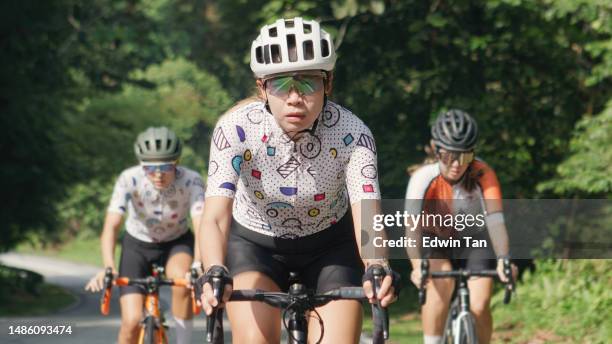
1, 0, 610, 250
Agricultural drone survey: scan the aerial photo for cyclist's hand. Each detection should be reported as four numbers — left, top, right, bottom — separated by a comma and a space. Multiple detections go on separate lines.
496, 259, 518, 285
363, 275, 397, 307
85, 268, 116, 292
199, 281, 232, 315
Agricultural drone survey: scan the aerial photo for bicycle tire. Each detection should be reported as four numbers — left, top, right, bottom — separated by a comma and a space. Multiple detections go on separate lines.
458, 314, 477, 344
141, 316, 156, 344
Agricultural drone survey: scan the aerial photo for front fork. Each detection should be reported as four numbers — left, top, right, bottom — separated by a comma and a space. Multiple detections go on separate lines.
287, 309, 308, 344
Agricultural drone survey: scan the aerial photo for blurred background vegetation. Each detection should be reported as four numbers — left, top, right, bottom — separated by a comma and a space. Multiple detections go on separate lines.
1, 0, 610, 342
2, 0, 611, 248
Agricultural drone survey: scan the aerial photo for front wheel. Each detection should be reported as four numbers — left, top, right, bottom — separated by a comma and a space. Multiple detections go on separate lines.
140, 316, 157, 344
457, 314, 477, 344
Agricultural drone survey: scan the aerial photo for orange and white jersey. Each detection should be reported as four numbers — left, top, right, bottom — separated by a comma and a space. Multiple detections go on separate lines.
405, 159, 504, 236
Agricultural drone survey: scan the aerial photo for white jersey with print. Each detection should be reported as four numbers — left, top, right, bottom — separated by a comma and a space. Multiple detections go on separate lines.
108, 166, 206, 243
206, 100, 381, 238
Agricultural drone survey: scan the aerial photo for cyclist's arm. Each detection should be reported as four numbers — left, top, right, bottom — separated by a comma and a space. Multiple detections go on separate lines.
404, 166, 433, 269
198, 196, 233, 270
191, 213, 202, 263
477, 163, 510, 257
100, 212, 123, 270
199, 113, 242, 270
351, 199, 387, 265
189, 174, 206, 263
103, 171, 131, 270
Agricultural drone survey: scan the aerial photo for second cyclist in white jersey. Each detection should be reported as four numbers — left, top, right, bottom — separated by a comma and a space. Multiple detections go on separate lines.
86, 127, 205, 344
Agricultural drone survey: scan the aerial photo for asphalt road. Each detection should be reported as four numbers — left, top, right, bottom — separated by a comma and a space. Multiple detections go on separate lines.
0, 253, 211, 344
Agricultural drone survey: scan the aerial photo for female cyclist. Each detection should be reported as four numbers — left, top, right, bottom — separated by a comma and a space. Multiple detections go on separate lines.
406, 109, 518, 344
197, 17, 399, 343
85, 127, 205, 344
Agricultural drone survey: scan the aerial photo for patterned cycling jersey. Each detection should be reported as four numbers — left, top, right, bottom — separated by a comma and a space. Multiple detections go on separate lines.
405, 159, 503, 237
206, 100, 381, 238
108, 166, 206, 243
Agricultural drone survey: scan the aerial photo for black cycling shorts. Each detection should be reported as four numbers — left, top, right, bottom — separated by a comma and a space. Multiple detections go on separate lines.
425, 234, 496, 271
226, 213, 364, 293
118, 230, 194, 296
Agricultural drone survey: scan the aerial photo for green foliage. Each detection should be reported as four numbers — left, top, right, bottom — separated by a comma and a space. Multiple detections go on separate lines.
3, 1, 611, 254
0, 0, 174, 251
182, 1, 611, 198
57, 58, 232, 234
492, 260, 612, 343
539, 103, 612, 195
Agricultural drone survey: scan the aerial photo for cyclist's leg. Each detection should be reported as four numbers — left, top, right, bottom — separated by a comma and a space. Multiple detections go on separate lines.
305, 236, 364, 344
164, 231, 195, 344
309, 300, 362, 344
465, 252, 495, 344
119, 294, 145, 344
226, 271, 282, 344
467, 277, 493, 344
117, 233, 152, 344
422, 258, 454, 342
225, 232, 286, 344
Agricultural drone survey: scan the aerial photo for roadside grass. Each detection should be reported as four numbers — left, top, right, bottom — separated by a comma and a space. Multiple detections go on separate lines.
491, 259, 611, 344
16, 232, 119, 267
0, 265, 77, 317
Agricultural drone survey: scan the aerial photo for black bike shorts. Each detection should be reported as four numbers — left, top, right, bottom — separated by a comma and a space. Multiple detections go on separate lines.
226, 213, 364, 293
118, 230, 194, 296
425, 234, 496, 271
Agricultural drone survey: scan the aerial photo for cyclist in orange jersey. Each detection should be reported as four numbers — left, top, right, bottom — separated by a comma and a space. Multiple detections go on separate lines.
405, 110, 518, 344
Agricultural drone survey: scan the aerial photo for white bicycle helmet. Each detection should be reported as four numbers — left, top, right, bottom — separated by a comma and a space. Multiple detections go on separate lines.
250, 17, 336, 78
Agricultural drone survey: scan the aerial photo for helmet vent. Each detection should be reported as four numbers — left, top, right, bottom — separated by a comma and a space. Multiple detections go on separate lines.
285, 19, 294, 28
269, 27, 277, 37
303, 23, 311, 34
145, 141, 150, 150
303, 40, 314, 60
255, 46, 264, 63
155, 139, 162, 150
271, 45, 282, 63
321, 39, 330, 57
166, 139, 172, 150
287, 34, 297, 62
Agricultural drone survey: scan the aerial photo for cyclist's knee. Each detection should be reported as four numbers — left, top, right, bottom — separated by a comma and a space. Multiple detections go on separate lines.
119, 315, 142, 342
121, 315, 142, 331
470, 300, 491, 317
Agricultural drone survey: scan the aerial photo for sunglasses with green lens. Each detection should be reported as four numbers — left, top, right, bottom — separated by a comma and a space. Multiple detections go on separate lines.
264, 73, 326, 97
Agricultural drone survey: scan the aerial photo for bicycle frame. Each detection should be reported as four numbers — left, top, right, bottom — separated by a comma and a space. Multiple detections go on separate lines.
418, 259, 514, 344
443, 275, 478, 344
100, 265, 200, 344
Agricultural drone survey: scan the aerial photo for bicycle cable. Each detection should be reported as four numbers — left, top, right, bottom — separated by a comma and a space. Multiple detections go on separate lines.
281, 299, 325, 344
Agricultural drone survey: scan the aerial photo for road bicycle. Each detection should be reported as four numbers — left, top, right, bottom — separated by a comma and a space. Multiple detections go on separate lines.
418, 258, 514, 344
100, 265, 200, 344
202, 265, 392, 344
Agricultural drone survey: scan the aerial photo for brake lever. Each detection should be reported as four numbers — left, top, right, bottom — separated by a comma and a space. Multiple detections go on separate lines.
100, 267, 114, 315
190, 268, 201, 315
419, 259, 429, 305
371, 265, 389, 342
502, 258, 514, 304
206, 274, 224, 343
